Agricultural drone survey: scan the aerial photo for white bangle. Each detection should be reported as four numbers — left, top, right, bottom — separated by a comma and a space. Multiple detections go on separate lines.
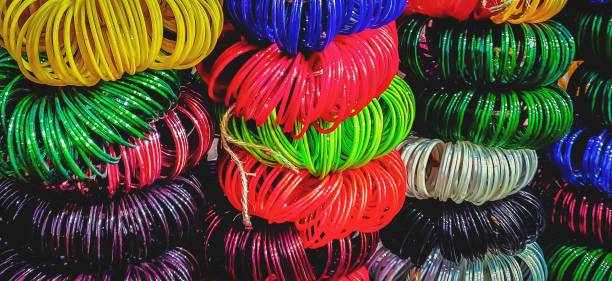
398, 137, 538, 205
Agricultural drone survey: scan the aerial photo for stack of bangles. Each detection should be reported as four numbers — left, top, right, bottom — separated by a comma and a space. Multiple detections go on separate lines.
200, 23, 399, 136
202, 208, 378, 281
551, 127, 612, 195
380, 190, 545, 264
568, 64, 612, 125
367, 242, 548, 281
0, 176, 205, 268
536, 179, 611, 247
225, 76, 414, 177
0, 0, 223, 86
545, 239, 611, 281
399, 17, 575, 87
398, 137, 538, 205
219, 149, 406, 248
225, 0, 405, 54
0, 243, 200, 281
572, 9, 612, 63
405, 0, 567, 23
416, 85, 574, 150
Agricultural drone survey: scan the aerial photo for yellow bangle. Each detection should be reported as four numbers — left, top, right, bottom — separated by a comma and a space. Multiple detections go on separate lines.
0, 0, 223, 86
490, 0, 568, 24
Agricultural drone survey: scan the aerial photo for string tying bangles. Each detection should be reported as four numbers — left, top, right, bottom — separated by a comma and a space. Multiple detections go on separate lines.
0, 176, 206, 268
551, 127, 612, 195
416, 85, 574, 150
380, 190, 546, 264
0, 0, 223, 86
223, 76, 414, 177
399, 137, 538, 205
544, 238, 611, 281
367, 243, 548, 281
219, 149, 406, 248
567, 64, 612, 125
225, 0, 406, 54
199, 23, 399, 137
0, 60, 182, 184
399, 16, 575, 88
202, 208, 378, 281
404, 0, 567, 23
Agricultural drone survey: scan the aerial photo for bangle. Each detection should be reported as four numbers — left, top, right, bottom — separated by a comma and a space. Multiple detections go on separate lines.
219, 149, 406, 248
0, 243, 200, 281
534, 179, 611, 247
380, 190, 545, 263
199, 23, 399, 136
551, 127, 612, 195
571, 9, 612, 63
0, 54, 182, 184
45, 90, 214, 196
226, 0, 405, 54
225, 76, 414, 177
368, 243, 547, 281
0, 176, 205, 268
568, 64, 612, 125
399, 137, 538, 205
545, 238, 611, 281
404, 0, 567, 23
202, 208, 377, 280
399, 17, 575, 88
0, 0, 223, 86
416, 85, 574, 150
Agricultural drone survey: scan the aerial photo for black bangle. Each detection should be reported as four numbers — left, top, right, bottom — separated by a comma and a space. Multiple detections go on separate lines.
380, 190, 546, 264
0, 176, 205, 269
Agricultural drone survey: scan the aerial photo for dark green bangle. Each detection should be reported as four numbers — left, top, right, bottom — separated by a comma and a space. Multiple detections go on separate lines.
399, 16, 576, 88
572, 9, 612, 63
0, 48, 180, 183
416, 85, 574, 150
568, 63, 612, 126
225, 76, 415, 177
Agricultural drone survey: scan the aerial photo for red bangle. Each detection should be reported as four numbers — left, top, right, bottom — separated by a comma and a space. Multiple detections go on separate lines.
219, 149, 406, 248
199, 23, 398, 137
49, 89, 214, 196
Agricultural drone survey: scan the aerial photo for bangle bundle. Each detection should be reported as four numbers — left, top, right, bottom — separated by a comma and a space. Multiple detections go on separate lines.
399, 17, 575, 87
225, 76, 414, 177
0, 66, 181, 184
202, 208, 378, 281
0, 176, 205, 268
568, 64, 612, 125
200, 23, 399, 136
545, 239, 611, 281
0, 243, 200, 281
225, 0, 405, 54
50, 91, 214, 196
399, 137, 538, 205
537, 180, 611, 247
367, 243, 547, 281
572, 9, 612, 63
0, 0, 223, 86
404, 0, 567, 23
416, 85, 574, 150
219, 149, 406, 248
551, 127, 612, 195
380, 190, 545, 264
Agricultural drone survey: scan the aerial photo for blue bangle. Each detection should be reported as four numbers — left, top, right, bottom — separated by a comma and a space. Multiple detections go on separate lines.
226, 0, 406, 55
551, 127, 612, 195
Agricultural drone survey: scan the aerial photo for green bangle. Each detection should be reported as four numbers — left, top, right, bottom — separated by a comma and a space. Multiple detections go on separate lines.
568, 63, 612, 126
572, 9, 612, 63
0, 48, 180, 183
416, 85, 574, 150
399, 16, 575, 88
225, 76, 415, 177
545, 239, 611, 281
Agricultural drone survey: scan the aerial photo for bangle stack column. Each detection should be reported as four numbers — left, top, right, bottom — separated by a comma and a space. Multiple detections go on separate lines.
196, 1, 416, 280
368, 1, 574, 280
0, 1, 222, 279
536, 1, 611, 279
